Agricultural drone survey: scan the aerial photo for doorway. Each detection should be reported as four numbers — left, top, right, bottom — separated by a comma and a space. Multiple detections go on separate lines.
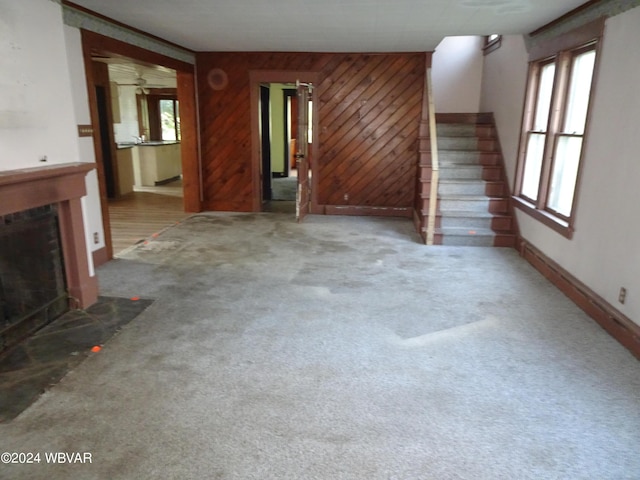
251, 73, 319, 217
260, 83, 298, 212
82, 30, 200, 264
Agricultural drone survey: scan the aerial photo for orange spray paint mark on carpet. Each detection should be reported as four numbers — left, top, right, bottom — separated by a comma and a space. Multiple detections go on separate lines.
91, 346, 102, 353
130, 296, 140, 301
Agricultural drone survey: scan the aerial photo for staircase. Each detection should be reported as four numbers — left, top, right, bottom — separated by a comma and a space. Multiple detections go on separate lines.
434, 115, 517, 247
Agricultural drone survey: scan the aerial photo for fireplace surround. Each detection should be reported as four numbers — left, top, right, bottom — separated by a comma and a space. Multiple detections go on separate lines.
0, 163, 98, 350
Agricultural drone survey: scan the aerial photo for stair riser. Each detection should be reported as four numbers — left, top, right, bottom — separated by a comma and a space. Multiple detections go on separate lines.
439, 182, 486, 196
439, 198, 490, 212
437, 137, 498, 151
438, 197, 509, 214
492, 216, 513, 231
441, 234, 495, 247
441, 216, 493, 229
439, 151, 501, 165
440, 166, 483, 180
437, 137, 478, 150
436, 124, 495, 138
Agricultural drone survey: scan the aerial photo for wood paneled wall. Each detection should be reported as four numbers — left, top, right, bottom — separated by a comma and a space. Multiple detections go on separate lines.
197, 52, 426, 214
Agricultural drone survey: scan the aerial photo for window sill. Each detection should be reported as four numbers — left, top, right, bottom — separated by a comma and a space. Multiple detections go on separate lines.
512, 196, 574, 239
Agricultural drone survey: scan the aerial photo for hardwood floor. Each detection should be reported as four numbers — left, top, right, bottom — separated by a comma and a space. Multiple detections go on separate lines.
108, 189, 189, 256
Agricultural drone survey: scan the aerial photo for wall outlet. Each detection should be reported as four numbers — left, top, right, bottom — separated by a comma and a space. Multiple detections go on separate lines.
93, 232, 100, 244
618, 287, 627, 304
344, 193, 349, 201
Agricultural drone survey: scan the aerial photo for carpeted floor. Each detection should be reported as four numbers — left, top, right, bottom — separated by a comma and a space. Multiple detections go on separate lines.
271, 175, 297, 201
1, 212, 638, 479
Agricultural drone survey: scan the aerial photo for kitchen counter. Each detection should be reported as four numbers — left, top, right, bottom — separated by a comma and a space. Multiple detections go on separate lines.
116, 140, 180, 150
114, 142, 181, 187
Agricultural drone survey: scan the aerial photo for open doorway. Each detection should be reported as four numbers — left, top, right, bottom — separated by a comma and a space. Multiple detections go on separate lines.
92, 57, 186, 255
258, 81, 314, 216
82, 30, 200, 265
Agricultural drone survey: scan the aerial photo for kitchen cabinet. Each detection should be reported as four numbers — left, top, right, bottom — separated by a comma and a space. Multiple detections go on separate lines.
132, 142, 181, 186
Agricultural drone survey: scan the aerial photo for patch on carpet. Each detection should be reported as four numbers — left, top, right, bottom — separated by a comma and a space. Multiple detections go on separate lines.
0, 296, 153, 423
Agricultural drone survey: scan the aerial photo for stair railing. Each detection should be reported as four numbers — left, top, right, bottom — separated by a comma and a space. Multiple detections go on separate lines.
426, 67, 439, 245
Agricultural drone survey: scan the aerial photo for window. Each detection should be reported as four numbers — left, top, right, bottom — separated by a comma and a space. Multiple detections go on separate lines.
483, 34, 502, 55
514, 41, 598, 237
160, 99, 180, 141
138, 90, 181, 142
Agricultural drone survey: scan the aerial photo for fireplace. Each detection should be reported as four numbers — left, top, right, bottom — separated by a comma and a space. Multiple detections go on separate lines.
0, 163, 98, 353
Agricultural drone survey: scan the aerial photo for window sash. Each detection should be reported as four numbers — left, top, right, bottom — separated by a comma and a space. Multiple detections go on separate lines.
521, 132, 546, 202
546, 134, 583, 218
159, 99, 180, 141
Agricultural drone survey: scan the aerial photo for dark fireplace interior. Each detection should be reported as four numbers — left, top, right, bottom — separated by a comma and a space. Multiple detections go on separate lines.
0, 204, 68, 353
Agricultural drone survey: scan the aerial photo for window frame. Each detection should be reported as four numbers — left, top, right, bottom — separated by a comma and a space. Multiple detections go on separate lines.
159, 97, 181, 141
513, 27, 602, 239
483, 34, 502, 55
137, 88, 180, 142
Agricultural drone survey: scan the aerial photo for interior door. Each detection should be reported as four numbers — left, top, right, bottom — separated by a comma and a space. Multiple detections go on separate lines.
296, 82, 311, 222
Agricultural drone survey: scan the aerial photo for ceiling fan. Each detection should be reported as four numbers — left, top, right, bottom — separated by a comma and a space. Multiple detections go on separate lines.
116, 75, 166, 95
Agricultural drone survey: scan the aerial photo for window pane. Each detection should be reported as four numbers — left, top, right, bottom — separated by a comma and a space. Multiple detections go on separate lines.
547, 135, 582, 216
563, 50, 596, 135
160, 99, 176, 141
533, 62, 556, 131
522, 132, 546, 200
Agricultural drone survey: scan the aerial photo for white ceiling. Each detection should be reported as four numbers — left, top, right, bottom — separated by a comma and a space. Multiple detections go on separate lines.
72, 0, 588, 53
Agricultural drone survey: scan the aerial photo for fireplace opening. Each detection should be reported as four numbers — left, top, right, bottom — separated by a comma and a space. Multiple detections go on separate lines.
0, 204, 68, 353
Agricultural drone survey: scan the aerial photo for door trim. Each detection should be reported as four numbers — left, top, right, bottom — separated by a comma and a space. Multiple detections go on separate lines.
249, 70, 320, 212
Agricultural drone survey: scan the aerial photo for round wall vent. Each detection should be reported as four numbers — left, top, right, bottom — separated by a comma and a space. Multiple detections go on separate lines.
207, 68, 228, 91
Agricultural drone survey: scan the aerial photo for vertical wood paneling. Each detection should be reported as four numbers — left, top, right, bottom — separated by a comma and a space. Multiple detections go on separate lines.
197, 52, 425, 213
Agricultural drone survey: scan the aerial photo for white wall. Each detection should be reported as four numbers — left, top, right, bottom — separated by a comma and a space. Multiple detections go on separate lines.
432, 36, 484, 113
0, 0, 80, 169
0, 0, 102, 274
480, 35, 528, 180
480, 7, 640, 325
270, 84, 286, 175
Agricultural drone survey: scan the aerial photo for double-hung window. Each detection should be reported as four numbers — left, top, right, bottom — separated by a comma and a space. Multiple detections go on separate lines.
514, 30, 600, 238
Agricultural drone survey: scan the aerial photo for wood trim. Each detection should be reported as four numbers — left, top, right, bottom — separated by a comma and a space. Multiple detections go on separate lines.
0, 163, 94, 215
435, 112, 494, 124
485, 113, 522, 251
483, 35, 502, 55
321, 205, 413, 218
58, 198, 99, 308
512, 196, 573, 239
62, 1, 194, 55
521, 240, 640, 360
81, 29, 192, 72
92, 61, 121, 197
147, 94, 162, 140
177, 70, 202, 212
92, 246, 109, 268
